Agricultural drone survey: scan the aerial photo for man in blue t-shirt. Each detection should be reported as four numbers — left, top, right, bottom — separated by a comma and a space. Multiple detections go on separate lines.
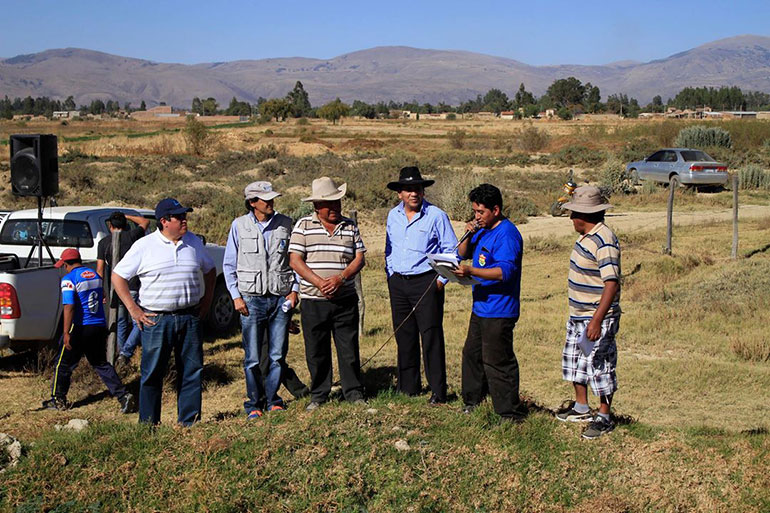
453, 184, 528, 422
42, 248, 135, 413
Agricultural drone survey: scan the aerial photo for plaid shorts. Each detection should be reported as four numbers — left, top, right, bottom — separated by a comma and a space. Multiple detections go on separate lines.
562, 316, 620, 396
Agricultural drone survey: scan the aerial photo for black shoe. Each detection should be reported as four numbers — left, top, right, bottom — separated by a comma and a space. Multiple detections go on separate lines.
42, 397, 69, 411
428, 394, 446, 405
582, 415, 615, 439
119, 393, 137, 414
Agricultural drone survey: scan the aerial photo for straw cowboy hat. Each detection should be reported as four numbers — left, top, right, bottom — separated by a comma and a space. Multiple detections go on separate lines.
302, 177, 347, 202
562, 185, 613, 214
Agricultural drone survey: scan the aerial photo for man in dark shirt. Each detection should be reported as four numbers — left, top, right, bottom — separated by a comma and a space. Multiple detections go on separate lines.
96, 212, 150, 366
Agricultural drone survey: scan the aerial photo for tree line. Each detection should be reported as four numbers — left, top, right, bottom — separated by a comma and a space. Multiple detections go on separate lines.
2, 80, 769, 122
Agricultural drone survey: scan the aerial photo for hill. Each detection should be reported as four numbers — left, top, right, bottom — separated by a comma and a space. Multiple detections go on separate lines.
1, 35, 769, 108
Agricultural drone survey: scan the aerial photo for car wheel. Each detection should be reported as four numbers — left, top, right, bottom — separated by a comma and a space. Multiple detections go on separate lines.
669, 175, 682, 188
206, 280, 237, 335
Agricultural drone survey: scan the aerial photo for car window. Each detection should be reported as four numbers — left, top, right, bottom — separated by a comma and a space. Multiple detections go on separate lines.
0, 219, 94, 248
680, 150, 715, 162
663, 151, 678, 162
647, 151, 665, 162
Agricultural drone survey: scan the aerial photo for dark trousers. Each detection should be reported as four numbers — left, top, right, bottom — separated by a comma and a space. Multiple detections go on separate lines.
461, 313, 527, 419
51, 325, 127, 400
388, 272, 447, 400
259, 324, 309, 399
301, 295, 364, 403
139, 313, 203, 426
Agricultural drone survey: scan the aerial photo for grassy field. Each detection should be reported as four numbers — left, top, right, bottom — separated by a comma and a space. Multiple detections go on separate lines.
0, 116, 769, 512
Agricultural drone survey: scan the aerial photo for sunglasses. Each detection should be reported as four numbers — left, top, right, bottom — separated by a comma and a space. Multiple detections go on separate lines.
166, 213, 187, 221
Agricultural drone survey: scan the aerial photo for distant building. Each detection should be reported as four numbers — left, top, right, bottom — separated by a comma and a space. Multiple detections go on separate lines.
130, 105, 180, 120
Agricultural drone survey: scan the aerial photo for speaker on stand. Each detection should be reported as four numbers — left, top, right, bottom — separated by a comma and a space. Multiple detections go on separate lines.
10, 134, 59, 267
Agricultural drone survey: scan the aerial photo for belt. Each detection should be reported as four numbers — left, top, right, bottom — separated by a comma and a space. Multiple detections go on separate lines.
392, 270, 435, 280
144, 304, 200, 315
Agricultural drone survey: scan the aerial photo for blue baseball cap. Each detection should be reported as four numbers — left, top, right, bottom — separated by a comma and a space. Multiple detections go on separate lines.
155, 198, 193, 220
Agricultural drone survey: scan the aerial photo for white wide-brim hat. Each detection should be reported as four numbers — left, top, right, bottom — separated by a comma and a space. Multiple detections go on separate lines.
302, 177, 347, 202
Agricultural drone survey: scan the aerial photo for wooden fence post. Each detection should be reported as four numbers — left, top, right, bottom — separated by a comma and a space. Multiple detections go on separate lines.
106, 230, 121, 365
732, 174, 739, 259
349, 210, 365, 338
665, 177, 675, 255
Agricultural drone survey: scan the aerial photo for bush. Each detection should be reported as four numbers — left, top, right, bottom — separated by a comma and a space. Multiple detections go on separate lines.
551, 145, 607, 168
619, 138, 657, 164
599, 159, 635, 196
738, 164, 770, 190
516, 124, 550, 153
296, 117, 309, 126
183, 115, 211, 156
430, 171, 481, 221
446, 113, 456, 120
556, 107, 573, 120
448, 130, 466, 149
731, 337, 770, 362
504, 196, 538, 224
673, 125, 732, 149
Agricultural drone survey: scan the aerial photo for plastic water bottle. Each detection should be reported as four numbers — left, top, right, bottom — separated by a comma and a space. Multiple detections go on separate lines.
281, 299, 293, 313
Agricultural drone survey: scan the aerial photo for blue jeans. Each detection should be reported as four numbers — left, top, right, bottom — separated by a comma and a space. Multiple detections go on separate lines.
118, 292, 141, 358
139, 312, 202, 426
240, 294, 289, 411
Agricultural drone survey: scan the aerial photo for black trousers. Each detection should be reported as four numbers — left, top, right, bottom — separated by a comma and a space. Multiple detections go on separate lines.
51, 325, 127, 400
301, 295, 364, 403
259, 321, 310, 399
388, 271, 447, 400
461, 313, 527, 419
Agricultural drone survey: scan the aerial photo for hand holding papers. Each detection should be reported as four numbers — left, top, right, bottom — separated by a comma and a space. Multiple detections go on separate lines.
427, 253, 478, 286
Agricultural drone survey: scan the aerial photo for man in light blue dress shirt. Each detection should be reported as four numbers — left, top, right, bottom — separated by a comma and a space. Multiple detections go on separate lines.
385, 166, 458, 404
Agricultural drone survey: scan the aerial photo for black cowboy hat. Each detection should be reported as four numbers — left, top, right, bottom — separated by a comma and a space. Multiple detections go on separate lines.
386, 166, 435, 191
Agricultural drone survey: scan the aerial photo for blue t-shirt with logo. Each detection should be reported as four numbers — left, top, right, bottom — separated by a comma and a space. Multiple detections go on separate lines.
470, 218, 522, 318
60, 266, 106, 326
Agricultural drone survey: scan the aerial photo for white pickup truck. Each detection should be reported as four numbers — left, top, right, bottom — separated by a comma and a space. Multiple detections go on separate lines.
0, 206, 236, 352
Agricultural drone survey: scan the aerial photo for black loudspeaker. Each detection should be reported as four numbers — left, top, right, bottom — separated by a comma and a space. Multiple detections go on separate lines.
10, 134, 59, 197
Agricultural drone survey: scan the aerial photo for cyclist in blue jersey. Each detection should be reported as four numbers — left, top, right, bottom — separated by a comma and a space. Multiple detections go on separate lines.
42, 248, 136, 413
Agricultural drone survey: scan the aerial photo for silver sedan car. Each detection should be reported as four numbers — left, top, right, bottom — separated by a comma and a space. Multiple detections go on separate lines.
626, 148, 729, 187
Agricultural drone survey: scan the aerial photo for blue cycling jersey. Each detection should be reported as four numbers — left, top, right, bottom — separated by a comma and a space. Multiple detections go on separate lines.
60, 266, 106, 326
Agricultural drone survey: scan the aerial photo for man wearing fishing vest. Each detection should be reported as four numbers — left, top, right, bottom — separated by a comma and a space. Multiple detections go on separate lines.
224, 181, 299, 419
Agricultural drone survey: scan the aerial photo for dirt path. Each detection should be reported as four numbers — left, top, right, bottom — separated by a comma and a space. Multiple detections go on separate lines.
359, 204, 770, 252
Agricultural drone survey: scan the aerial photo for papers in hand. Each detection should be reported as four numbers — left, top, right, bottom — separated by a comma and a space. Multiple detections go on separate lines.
578, 329, 595, 357
427, 253, 478, 286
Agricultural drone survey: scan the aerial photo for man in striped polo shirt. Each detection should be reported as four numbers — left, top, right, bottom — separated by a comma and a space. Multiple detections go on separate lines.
113, 198, 216, 426
556, 186, 621, 439
289, 177, 367, 411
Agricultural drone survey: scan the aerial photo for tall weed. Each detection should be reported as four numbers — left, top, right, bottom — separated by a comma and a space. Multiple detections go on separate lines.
674, 125, 732, 149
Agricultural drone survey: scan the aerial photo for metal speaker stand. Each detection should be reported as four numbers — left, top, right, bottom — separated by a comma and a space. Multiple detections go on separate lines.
23, 196, 55, 268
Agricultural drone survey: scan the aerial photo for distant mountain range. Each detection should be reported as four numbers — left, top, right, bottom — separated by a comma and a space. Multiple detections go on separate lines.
1, 35, 769, 109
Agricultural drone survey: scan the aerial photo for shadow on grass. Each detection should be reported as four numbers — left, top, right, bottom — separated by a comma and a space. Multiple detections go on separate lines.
535, 396, 636, 426
362, 365, 396, 396
204, 340, 242, 356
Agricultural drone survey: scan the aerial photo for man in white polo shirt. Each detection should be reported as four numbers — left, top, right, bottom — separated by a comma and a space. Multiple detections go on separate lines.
113, 198, 216, 426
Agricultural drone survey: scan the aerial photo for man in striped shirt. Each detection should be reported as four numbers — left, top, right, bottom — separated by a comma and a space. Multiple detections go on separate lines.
556, 186, 622, 439
113, 198, 216, 426
289, 177, 367, 411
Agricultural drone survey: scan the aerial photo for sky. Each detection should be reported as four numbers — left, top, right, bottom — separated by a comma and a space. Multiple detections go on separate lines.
1, 0, 768, 66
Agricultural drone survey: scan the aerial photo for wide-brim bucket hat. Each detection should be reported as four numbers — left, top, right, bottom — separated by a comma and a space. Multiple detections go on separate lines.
562, 185, 613, 213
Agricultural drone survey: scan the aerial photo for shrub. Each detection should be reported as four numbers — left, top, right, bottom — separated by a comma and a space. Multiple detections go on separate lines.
738, 164, 770, 190
599, 159, 634, 196
673, 125, 732, 149
264, 129, 274, 136
504, 196, 538, 224
446, 113, 456, 120
516, 124, 550, 153
552, 145, 607, 168
556, 107, 573, 120
731, 337, 770, 362
296, 117, 309, 126
183, 115, 214, 156
430, 171, 481, 221
448, 130, 466, 149
619, 138, 657, 164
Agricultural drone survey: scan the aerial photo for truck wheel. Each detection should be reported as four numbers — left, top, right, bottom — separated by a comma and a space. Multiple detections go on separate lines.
206, 280, 237, 336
